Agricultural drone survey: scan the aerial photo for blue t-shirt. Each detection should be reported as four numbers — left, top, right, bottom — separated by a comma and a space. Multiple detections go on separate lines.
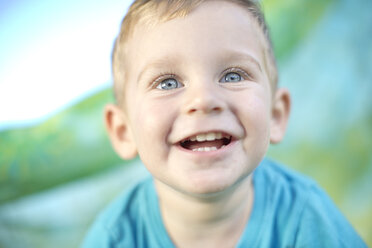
81, 159, 366, 247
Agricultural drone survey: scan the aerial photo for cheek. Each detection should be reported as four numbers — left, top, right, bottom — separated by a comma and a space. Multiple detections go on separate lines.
238, 88, 271, 126
131, 97, 175, 157
238, 92, 272, 150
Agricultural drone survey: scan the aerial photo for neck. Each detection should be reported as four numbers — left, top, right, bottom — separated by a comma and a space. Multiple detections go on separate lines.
155, 175, 254, 248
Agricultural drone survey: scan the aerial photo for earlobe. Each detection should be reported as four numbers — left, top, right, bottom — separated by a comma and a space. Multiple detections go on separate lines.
104, 104, 138, 159
270, 88, 291, 144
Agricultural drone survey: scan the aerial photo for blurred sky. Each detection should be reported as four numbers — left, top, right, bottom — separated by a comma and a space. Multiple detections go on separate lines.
0, 0, 132, 130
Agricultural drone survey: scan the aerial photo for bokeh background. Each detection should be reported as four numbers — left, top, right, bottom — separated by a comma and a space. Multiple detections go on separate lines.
0, 0, 371, 247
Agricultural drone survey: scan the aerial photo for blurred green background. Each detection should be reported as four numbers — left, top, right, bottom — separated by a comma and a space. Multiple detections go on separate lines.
0, 0, 371, 247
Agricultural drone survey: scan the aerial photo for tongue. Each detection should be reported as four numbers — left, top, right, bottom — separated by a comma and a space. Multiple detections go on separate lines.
184, 140, 225, 150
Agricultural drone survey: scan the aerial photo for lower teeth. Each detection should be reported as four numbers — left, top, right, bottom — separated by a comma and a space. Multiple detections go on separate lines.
192, 145, 225, 152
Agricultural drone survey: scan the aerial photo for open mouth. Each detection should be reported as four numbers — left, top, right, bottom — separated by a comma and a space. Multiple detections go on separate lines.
179, 132, 232, 152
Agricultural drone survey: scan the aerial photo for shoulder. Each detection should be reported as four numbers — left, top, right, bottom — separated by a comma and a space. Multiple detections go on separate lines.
294, 179, 366, 247
255, 158, 319, 217
81, 176, 154, 248
256, 158, 316, 189
254, 159, 366, 247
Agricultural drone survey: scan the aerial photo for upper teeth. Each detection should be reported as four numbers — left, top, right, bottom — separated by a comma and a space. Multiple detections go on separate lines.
189, 132, 224, 142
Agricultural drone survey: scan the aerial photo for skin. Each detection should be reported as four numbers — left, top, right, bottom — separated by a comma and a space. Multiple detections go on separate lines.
105, 1, 290, 247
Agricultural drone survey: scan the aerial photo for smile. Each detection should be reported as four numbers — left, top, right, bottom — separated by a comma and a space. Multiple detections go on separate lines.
180, 132, 232, 152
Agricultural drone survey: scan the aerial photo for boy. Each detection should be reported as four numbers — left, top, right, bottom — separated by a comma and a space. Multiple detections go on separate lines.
82, 0, 366, 247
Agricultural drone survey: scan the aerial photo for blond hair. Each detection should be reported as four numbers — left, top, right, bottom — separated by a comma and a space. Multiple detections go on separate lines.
112, 0, 278, 105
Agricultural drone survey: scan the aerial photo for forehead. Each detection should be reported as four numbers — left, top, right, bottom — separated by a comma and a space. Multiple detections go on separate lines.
124, 1, 267, 79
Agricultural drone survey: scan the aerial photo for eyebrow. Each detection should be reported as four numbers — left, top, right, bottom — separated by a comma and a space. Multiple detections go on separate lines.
137, 57, 178, 83
137, 51, 262, 83
221, 51, 262, 72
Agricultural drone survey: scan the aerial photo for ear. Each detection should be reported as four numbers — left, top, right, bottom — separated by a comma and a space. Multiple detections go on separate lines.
270, 88, 291, 144
104, 104, 138, 159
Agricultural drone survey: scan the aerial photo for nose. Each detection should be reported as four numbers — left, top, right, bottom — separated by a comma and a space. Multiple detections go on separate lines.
182, 81, 225, 115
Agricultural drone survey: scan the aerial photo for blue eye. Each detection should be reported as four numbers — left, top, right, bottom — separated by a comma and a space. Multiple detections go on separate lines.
221, 72, 242, 83
156, 78, 182, 90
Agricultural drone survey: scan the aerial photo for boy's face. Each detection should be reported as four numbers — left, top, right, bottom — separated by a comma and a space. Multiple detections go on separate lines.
107, 1, 290, 196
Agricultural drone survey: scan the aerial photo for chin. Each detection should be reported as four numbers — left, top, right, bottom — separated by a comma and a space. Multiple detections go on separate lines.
178, 173, 241, 197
